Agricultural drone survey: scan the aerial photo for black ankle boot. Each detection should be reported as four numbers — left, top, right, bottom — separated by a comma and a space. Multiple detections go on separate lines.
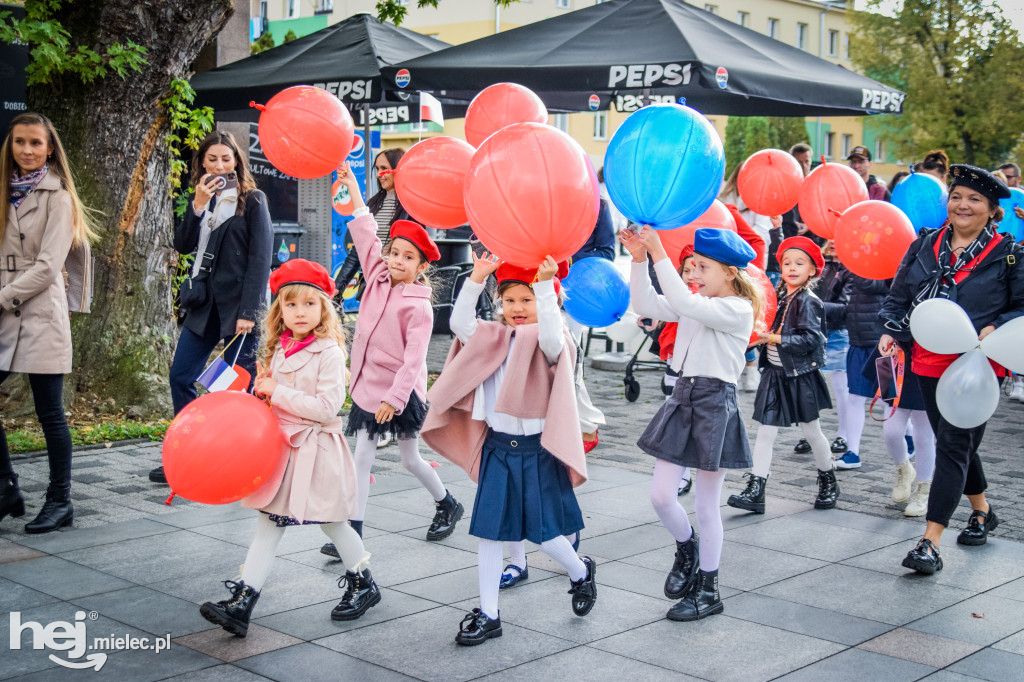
322, 520, 365, 558
666, 569, 724, 621
727, 474, 767, 514
426, 490, 464, 541
24, 484, 73, 534
199, 580, 260, 636
814, 468, 840, 510
664, 530, 700, 599
331, 568, 382, 621
0, 474, 26, 522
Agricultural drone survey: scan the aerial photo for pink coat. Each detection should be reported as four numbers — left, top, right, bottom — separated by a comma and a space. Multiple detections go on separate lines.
242, 337, 357, 523
347, 212, 433, 414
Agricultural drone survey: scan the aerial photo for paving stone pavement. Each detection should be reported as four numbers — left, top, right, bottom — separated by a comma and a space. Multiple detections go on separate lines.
0, 333, 1022, 680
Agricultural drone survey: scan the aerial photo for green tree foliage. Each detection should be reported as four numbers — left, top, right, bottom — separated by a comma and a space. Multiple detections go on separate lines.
725, 117, 811, 176
250, 31, 275, 54
376, 0, 517, 26
849, 0, 1024, 167
283, 29, 297, 43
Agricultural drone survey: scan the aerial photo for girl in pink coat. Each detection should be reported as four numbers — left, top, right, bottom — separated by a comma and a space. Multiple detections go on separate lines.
322, 164, 463, 559
200, 259, 380, 638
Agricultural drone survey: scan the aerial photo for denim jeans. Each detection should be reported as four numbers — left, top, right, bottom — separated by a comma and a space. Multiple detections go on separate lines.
169, 323, 259, 415
0, 372, 72, 489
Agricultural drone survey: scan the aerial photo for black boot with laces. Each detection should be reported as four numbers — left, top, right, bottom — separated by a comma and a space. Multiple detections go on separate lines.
727, 474, 767, 514
426, 490, 464, 541
664, 530, 700, 599
24, 484, 73, 534
667, 569, 724, 622
814, 468, 840, 509
200, 580, 260, 636
0, 473, 25, 522
331, 568, 381, 621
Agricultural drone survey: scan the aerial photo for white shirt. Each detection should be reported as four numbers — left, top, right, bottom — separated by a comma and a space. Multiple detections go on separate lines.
630, 259, 753, 384
449, 278, 564, 434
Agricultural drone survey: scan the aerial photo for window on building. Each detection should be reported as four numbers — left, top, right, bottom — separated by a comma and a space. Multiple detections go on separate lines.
768, 18, 779, 39
315, 0, 333, 14
842, 134, 853, 159
874, 140, 885, 162
552, 113, 569, 133
593, 112, 608, 140
737, 11, 749, 27
704, 4, 718, 14
828, 29, 839, 57
556, 0, 570, 9
844, 33, 850, 60
797, 23, 808, 50
826, 132, 835, 159
286, 0, 298, 19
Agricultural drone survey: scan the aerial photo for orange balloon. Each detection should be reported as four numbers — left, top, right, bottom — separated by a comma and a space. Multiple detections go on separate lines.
395, 136, 475, 229
464, 122, 599, 267
162, 392, 284, 505
252, 86, 355, 179
746, 264, 778, 345
464, 83, 548, 148
738, 149, 804, 216
834, 200, 916, 280
797, 161, 868, 239
659, 200, 737, 268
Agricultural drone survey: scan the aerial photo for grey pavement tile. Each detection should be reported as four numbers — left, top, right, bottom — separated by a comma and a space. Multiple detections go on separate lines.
773, 648, 936, 681
724, 514, 906, 562
369, 486, 462, 519
363, 503, 441, 533
574, 483, 661, 524
255, 587, 438, 641
755, 564, 974, 626
572, 523, 675, 561
857, 627, 982, 667
575, 510, 651, 538
235, 641, 416, 681
0, 537, 48, 563
993, 629, 1024, 656
396, 519, 478, 553
474, 645, 702, 682
595, 559, 741, 602
10, 518, 176, 554
71, 586, 216, 638
584, 464, 653, 486
190, 517, 334, 555
591, 615, 845, 682
365, 473, 426, 497
906, 593, 1024, 646
155, 503, 257, 529
0, 576, 60, 612
947, 648, 1024, 682
5, 647, 221, 682
788, 507, 925, 538
719, 496, 817, 529
0, 555, 134, 600
725, 592, 894, 645
918, 673, 988, 682
314, 605, 575, 682
174, 624, 302, 664
159, 664, 274, 681
389, 564, 556, 605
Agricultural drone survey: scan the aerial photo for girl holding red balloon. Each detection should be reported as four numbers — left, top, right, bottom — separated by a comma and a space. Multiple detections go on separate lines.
200, 259, 380, 637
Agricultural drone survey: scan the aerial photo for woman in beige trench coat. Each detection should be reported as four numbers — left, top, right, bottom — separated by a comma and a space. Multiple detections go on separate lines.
0, 113, 96, 534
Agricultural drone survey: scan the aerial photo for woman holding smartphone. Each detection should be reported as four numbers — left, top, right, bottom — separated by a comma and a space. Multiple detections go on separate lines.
150, 131, 272, 485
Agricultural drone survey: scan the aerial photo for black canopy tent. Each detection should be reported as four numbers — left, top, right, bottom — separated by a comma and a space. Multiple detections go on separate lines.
380, 0, 905, 117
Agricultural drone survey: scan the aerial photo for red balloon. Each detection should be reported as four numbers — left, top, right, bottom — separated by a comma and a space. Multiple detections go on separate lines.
162, 392, 284, 505
797, 161, 869, 239
659, 200, 737, 268
252, 86, 354, 179
738, 149, 804, 216
464, 122, 599, 266
834, 200, 916, 280
464, 83, 548, 148
746, 264, 778, 345
395, 137, 475, 229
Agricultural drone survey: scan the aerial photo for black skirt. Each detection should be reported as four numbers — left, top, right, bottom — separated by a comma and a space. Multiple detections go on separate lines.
753, 365, 833, 427
345, 391, 428, 440
637, 376, 752, 471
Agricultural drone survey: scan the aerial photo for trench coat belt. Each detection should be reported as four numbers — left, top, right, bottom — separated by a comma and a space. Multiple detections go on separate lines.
5, 255, 36, 272
279, 415, 346, 523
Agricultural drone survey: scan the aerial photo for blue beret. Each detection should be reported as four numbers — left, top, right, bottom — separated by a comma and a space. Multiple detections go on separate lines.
692, 228, 756, 269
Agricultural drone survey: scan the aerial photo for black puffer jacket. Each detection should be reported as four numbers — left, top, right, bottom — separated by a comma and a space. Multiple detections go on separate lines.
812, 259, 853, 334
846, 275, 890, 347
759, 288, 827, 376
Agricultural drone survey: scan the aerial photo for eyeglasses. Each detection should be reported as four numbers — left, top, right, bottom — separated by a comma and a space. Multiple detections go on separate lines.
1005, 174, 1019, 179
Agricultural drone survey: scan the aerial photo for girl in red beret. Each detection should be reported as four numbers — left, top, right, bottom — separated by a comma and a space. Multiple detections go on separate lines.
199, 260, 379, 636
729, 236, 840, 515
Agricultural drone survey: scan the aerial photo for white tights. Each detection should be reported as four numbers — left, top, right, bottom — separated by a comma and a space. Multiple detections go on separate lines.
883, 408, 936, 482
502, 531, 579, 576
353, 430, 446, 521
241, 514, 369, 591
752, 420, 833, 478
479, 536, 586, 619
649, 460, 728, 571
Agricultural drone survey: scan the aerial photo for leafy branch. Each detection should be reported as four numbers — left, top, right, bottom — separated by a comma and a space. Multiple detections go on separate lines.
160, 77, 214, 209
376, 0, 517, 26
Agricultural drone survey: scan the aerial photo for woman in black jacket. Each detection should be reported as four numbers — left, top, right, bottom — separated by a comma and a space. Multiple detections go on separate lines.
880, 165, 1024, 574
151, 131, 272, 484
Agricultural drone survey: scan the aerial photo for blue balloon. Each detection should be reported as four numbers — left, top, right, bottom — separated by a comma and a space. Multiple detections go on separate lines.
562, 258, 630, 328
891, 171, 948, 232
998, 187, 1024, 242
603, 103, 725, 230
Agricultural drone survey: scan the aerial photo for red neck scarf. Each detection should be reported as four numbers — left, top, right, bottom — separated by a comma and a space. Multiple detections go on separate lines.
281, 329, 317, 358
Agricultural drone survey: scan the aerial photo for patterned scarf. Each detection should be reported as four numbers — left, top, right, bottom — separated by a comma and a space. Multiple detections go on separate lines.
884, 223, 996, 336
9, 164, 48, 207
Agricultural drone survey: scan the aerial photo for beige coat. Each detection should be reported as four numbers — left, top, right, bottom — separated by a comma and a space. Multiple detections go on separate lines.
0, 173, 74, 374
241, 337, 358, 523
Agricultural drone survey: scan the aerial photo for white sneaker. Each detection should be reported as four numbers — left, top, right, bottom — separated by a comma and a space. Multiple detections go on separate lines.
741, 366, 760, 392
1011, 381, 1024, 402
377, 432, 393, 449
904, 480, 930, 517
892, 460, 916, 503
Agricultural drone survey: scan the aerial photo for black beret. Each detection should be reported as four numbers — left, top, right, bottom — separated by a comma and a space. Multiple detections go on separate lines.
949, 164, 1011, 204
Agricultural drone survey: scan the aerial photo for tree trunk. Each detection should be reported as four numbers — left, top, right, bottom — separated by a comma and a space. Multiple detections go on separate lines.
25, 0, 233, 416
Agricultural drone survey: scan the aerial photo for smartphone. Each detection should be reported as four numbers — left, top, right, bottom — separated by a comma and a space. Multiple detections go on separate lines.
209, 172, 238, 192
875, 356, 898, 404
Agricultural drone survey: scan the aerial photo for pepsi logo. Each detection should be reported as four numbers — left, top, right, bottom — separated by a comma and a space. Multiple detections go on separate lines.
395, 69, 411, 88
715, 67, 728, 90
588, 94, 600, 111
348, 133, 365, 160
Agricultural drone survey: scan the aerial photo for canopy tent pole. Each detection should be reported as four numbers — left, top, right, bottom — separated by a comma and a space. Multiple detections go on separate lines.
363, 103, 372, 201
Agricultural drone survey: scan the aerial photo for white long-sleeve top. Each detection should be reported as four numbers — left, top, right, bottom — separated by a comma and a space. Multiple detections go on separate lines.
631, 259, 753, 383
449, 278, 565, 434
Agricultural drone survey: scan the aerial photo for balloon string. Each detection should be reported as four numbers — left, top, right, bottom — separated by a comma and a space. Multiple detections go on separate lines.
164, 491, 175, 506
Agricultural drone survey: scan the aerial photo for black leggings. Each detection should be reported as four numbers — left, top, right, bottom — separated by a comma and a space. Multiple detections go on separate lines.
918, 375, 988, 528
0, 372, 72, 489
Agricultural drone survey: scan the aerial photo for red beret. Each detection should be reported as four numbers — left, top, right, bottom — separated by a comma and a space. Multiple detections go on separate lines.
497, 260, 569, 295
269, 258, 337, 297
778, 236, 825, 275
390, 220, 440, 262
679, 245, 695, 264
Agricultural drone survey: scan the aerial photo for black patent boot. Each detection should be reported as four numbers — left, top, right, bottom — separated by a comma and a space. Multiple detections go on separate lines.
666, 569, 724, 621
331, 568, 382, 621
814, 469, 840, 510
426, 490, 464, 541
664, 530, 700, 599
321, 520, 364, 559
24, 484, 73, 534
727, 474, 767, 514
199, 580, 260, 636
0, 473, 26, 522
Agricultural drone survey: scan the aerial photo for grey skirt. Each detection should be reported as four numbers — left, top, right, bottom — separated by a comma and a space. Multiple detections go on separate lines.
637, 375, 753, 471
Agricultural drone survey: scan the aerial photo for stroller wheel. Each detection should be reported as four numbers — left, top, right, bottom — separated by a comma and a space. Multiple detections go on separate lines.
660, 375, 673, 396
624, 378, 641, 402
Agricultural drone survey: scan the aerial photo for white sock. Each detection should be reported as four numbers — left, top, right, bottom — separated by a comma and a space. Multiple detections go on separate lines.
506, 541, 527, 574
883, 407, 912, 466
681, 467, 691, 483
800, 420, 834, 471
829, 370, 850, 440
321, 522, 370, 573
751, 424, 779, 478
650, 458, 694, 542
398, 436, 447, 502
842, 394, 868, 453
910, 410, 936, 482
353, 430, 377, 521
240, 515, 285, 592
478, 539, 504, 620
540, 535, 587, 582
693, 468, 727, 571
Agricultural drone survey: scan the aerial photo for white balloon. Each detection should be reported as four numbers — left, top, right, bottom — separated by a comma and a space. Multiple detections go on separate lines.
935, 349, 1000, 429
910, 298, 979, 355
604, 311, 644, 345
979, 316, 1024, 375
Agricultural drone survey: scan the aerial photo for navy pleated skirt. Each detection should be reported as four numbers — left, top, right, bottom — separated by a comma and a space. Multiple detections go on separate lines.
468, 430, 584, 544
